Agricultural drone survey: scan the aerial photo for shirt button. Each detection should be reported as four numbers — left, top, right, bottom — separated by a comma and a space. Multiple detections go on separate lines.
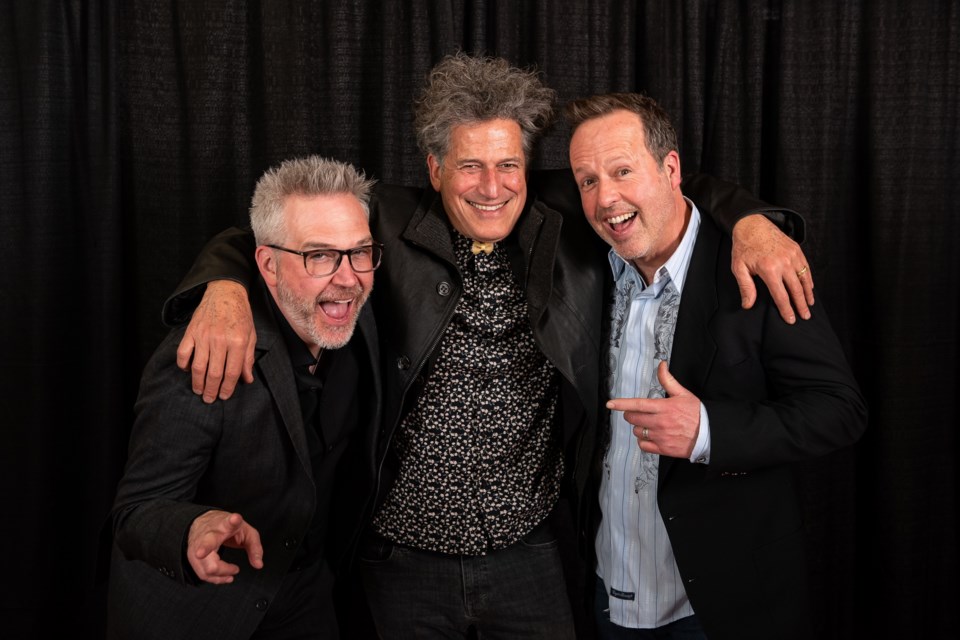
436, 281, 451, 296
255, 598, 269, 611
284, 537, 298, 550
397, 356, 411, 370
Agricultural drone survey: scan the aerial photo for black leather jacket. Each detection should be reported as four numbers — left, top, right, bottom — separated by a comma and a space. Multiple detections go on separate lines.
368, 179, 608, 539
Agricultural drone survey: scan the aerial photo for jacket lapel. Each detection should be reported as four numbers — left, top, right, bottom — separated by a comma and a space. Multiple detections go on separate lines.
658, 216, 720, 480
516, 200, 560, 324
251, 282, 312, 477
671, 216, 721, 391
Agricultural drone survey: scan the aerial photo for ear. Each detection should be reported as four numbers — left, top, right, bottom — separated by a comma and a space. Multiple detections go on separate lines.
255, 245, 278, 287
663, 150, 683, 190
427, 154, 443, 192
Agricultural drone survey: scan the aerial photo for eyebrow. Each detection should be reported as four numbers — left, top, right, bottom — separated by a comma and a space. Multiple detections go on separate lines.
301, 236, 374, 250
455, 156, 523, 166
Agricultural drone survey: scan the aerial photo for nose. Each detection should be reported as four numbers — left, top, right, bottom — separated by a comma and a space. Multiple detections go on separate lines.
330, 255, 360, 285
476, 167, 499, 198
596, 177, 620, 209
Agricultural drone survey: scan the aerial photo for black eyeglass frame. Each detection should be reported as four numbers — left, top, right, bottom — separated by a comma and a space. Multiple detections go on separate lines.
267, 242, 384, 277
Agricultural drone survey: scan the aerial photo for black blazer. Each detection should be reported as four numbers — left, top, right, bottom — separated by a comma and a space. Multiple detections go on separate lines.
645, 214, 867, 639
107, 281, 381, 640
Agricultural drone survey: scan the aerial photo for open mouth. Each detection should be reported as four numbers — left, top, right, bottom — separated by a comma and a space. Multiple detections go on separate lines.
318, 299, 355, 323
605, 211, 637, 231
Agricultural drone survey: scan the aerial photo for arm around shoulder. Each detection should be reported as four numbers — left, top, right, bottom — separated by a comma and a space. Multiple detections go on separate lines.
161, 227, 259, 402
162, 226, 258, 327
680, 173, 804, 240
682, 173, 814, 323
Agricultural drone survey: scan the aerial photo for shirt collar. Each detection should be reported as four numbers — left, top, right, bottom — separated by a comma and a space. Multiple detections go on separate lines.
607, 197, 702, 297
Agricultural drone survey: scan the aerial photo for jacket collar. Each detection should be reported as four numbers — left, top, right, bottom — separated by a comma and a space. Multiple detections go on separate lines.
401, 187, 562, 318
400, 190, 458, 266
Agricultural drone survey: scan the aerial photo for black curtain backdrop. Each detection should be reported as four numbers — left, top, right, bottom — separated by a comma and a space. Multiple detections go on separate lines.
2, 1, 957, 638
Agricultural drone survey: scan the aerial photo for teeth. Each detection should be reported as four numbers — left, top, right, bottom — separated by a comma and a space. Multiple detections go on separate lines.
470, 201, 504, 211
607, 211, 636, 224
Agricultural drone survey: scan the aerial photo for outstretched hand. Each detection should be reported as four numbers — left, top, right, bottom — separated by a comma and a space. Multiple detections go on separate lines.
606, 362, 701, 459
176, 280, 256, 403
731, 214, 815, 324
187, 510, 264, 585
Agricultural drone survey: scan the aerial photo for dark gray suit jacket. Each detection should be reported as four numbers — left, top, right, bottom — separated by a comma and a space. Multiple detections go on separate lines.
106, 280, 380, 640
648, 214, 867, 639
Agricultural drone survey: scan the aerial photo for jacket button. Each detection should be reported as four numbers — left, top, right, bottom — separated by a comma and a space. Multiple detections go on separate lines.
284, 537, 298, 550
436, 281, 451, 296
255, 598, 269, 611
397, 356, 411, 370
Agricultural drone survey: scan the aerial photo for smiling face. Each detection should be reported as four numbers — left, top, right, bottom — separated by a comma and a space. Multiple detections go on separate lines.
427, 118, 528, 243
569, 109, 688, 282
256, 192, 374, 355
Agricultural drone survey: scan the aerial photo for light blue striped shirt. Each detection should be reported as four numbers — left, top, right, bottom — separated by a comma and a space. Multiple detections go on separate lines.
596, 201, 711, 629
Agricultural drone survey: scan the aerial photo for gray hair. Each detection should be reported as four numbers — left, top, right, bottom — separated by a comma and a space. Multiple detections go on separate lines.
564, 93, 678, 165
249, 155, 377, 245
414, 52, 556, 163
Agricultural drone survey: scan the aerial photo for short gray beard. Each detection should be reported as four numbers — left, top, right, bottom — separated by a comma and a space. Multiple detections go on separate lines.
275, 272, 369, 350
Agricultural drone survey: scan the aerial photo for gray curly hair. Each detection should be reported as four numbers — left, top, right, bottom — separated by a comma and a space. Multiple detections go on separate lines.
249, 155, 377, 245
414, 52, 556, 163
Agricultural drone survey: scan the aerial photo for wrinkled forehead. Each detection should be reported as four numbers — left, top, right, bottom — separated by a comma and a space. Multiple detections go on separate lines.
442, 118, 526, 162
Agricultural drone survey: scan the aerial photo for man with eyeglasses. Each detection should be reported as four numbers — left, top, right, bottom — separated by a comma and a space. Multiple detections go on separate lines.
107, 156, 382, 639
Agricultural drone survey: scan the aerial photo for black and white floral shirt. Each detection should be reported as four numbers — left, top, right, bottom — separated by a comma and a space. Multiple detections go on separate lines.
373, 232, 563, 555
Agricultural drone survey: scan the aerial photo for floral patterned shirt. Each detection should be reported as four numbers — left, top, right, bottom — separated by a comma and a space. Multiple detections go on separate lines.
373, 231, 563, 555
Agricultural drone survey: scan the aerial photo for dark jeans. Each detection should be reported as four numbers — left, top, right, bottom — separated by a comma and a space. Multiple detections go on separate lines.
358, 521, 576, 639
594, 578, 707, 640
